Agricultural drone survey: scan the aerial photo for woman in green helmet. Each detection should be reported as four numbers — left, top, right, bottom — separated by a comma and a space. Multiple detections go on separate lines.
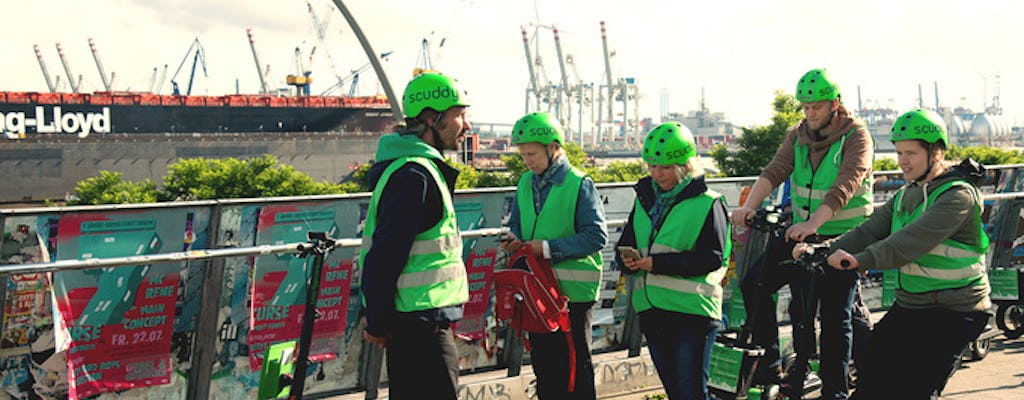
615, 122, 730, 399
812, 109, 990, 398
499, 112, 607, 400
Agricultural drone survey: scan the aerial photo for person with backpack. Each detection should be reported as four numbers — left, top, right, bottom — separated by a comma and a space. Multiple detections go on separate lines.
812, 109, 991, 398
359, 72, 471, 399
615, 122, 730, 400
498, 112, 607, 400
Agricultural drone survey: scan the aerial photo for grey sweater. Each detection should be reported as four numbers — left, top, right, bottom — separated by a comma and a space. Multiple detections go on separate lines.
831, 164, 991, 313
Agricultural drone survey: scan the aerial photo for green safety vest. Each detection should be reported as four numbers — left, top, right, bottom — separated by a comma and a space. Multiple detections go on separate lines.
891, 179, 988, 294
517, 167, 604, 302
791, 129, 873, 235
360, 156, 468, 312
630, 189, 730, 319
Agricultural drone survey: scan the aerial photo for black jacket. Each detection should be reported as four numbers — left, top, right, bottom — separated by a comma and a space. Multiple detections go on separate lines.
362, 158, 462, 337
615, 176, 729, 278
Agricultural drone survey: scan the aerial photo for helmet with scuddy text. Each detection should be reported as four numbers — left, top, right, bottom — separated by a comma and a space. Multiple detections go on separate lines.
642, 122, 696, 165
402, 72, 470, 118
795, 68, 840, 103
511, 112, 564, 145
890, 108, 948, 148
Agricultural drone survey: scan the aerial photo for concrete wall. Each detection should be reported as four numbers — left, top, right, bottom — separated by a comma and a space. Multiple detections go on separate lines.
0, 133, 381, 202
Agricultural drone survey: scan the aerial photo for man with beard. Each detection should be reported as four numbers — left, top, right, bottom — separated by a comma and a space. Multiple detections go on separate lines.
360, 72, 471, 399
730, 69, 874, 399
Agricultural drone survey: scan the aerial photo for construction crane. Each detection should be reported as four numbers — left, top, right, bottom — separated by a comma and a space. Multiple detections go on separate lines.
33, 44, 56, 93
306, 0, 346, 94
287, 46, 314, 96
246, 28, 271, 94
88, 38, 114, 91
170, 38, 207, 96
55, 42, 82, 93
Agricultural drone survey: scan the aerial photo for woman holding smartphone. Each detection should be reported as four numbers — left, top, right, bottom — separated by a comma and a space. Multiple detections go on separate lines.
615, 122, 730, 400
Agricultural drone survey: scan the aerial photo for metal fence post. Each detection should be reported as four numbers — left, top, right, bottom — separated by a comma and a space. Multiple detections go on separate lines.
186, 204, 225, 400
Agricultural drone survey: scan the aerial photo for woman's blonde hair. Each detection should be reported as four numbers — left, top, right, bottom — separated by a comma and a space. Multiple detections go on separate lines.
676, 157, 705, 180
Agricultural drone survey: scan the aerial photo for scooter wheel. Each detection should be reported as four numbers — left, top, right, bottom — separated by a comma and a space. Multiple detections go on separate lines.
996, 302, 1024, 339
761, 384, 783, 400
969, 337, 991, 361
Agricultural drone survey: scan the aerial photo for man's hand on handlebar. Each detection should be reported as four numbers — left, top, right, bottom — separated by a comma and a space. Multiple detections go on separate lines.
730, 206, 756, 228
828, 249, 858, 271
786, 221, 819, 242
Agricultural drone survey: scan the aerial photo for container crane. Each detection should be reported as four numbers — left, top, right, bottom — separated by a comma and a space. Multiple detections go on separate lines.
88, 38, 113, 91
33, 44, 56, 93
307, 0, 346, 94
170, 38, 207, 96
246, 28, 271, 94
55, 42, 82, 93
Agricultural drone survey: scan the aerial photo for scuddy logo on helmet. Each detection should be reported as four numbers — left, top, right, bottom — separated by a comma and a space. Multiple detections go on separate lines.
529, 127, 556, 136
406, 85, 459, 104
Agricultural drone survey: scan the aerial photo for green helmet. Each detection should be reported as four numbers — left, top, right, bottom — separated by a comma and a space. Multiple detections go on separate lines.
402, 73, 470, 118
795, 68, 840, 103
511, 112, 564, 145
890, 109, 948, 148
642, 122, 696, 165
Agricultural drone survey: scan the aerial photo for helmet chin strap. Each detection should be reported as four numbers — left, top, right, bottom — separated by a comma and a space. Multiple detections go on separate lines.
425, 110, 447, 151
912, 143, 937, 185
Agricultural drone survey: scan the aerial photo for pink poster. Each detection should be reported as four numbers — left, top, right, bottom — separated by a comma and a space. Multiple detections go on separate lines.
247, 204, 351, 371
456, 248, 496, 340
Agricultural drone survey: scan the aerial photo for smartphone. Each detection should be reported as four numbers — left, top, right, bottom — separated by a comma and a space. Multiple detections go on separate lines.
617, 246, 641, 260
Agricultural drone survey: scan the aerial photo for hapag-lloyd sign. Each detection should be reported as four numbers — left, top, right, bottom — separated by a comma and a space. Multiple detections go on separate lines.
1, 106, 111, 138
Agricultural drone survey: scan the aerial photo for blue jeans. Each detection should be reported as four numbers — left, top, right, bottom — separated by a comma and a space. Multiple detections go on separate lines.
817, 267, 858, 399
741, 234, 858, 399
640, 309, 720, 400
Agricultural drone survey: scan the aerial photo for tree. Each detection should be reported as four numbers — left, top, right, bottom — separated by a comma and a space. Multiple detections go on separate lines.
161, 155, 350, 201
946, 145, 1024, 165
873, 158, 899, 171
70, 171, 158, 205
710, 90, 803, 177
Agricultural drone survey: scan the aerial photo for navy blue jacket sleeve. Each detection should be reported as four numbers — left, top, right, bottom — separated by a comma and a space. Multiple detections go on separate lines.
361, 166, 429, 337
650, 198, 729, 278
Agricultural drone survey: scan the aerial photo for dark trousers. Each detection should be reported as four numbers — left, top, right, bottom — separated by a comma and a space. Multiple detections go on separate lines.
385, 317, 459, 400
529, 302, 596, 400
640, 309, 720, 400
740, 234, 859, 399
852, 304, 989, 400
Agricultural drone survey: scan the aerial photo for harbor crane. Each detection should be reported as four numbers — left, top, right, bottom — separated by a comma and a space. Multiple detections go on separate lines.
246, 28, 272, 94
170, 38, 207, 96
318, 51, 391, 96
33, 44, 56, 93
307, 0, 346, 95
55, 42, 82, 93
88, 38, 114, 91
413, 35, 445, 76
287, 46, 315, 96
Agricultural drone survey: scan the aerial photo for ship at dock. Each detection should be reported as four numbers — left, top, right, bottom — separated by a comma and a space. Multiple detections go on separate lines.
0, 91, 394, 139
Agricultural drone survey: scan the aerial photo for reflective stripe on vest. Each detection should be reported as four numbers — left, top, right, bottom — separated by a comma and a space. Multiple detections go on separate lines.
891, 180, 988, 294
517, 166, 603, 302
359, 156, 468, 312
630, 189, 730, 319
791, 128, 873, 235
362, 234, 461, 256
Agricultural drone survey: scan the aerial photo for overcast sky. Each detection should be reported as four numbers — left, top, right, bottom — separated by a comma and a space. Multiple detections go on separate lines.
2, 0, 1021, 128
